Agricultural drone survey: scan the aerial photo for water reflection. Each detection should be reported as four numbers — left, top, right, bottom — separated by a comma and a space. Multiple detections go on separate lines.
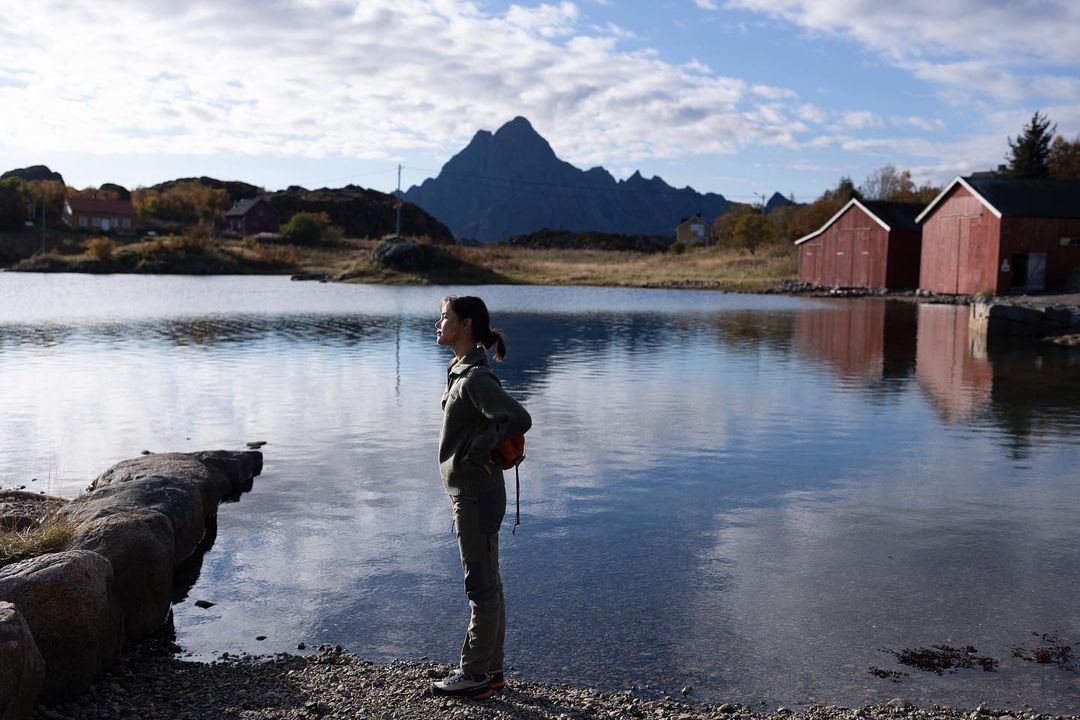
1, 277, 1078, 712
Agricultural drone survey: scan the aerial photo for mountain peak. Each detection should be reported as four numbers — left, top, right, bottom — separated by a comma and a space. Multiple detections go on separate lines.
492, 116, 546, 146
403, 121, 730, 242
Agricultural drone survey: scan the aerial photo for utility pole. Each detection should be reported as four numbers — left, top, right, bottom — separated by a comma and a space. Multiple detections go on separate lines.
395, 164, 402, 238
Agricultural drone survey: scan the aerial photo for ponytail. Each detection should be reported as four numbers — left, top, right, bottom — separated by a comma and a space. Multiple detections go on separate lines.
486, 329, 508, 362
444, 295, 509, 362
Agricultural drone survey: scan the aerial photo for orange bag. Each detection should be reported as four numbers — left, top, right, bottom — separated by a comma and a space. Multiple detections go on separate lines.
493, 436, 526, 534
493, 435, 525, 470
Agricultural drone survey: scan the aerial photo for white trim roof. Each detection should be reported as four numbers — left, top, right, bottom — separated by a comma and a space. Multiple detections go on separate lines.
914, 176, 1002, 223
792, 198, 890, 246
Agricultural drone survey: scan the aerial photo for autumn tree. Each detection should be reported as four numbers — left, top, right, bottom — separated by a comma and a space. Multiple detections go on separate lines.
713, 203, 755, 248
1007, 111, 1056, 179
1048, 135, 1080, 179
0, 177, 31, 230
137, 181, 230, 224
131, 187, 161, 217
860, 165, 916, 200
733, 209, 772, 255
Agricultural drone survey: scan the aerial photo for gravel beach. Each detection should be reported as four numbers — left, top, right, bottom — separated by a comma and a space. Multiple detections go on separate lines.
27, 641, 1079, 720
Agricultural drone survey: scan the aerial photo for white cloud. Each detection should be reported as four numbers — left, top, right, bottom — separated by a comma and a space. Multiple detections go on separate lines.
833, 110, 883, 130
724, 0, 1080, 104
890, 115, 946, 132
0, 0, 822, 170
694, 0, 721, 9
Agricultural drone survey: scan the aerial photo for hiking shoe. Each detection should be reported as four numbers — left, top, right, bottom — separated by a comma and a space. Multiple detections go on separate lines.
431, 669, 493, 699
488, 670, 507, 691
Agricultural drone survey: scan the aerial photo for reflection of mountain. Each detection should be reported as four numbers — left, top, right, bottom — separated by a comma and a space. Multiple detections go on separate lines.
791, 300, 917, 387
915, 304, 994, 423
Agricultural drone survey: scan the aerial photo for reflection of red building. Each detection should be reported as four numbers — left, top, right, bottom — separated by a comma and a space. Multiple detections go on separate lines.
915, 304, 993, 423
794, 300, 885, 379
793, 300, 917, 382
795, 199, 923, 289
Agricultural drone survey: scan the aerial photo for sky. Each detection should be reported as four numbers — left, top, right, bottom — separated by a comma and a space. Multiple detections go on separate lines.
2, 0, 1079, 204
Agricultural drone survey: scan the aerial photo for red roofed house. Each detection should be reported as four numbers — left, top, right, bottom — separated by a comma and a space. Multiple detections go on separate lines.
64, 198, 136, 234
916, 176, 1080, 294
794, 198, 923, 289
225, 197, 279, 235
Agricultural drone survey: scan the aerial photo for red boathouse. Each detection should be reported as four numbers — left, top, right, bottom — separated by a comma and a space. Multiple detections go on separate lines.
916, 176, 1080, 295
794, 199, 923, 289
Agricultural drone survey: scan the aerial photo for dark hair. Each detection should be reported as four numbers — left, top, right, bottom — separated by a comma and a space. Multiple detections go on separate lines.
443, 295, 508, 361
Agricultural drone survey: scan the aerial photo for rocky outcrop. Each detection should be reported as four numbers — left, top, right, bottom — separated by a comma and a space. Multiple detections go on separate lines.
65, 508, 175, 641
82, 453, 238, 563
370, 240, 438, 272
189, 450, 262, 498
0, 601, 44, 720
0, 551, 123, 703
0, 449, 262, 715
970, 301, 1080, 341
0, 165, 64, 184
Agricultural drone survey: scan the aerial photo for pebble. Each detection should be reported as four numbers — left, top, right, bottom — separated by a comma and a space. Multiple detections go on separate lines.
25, 641, 1080, 720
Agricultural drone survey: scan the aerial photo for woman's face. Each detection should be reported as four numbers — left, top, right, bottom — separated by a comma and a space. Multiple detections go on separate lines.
436, 301, 470, 348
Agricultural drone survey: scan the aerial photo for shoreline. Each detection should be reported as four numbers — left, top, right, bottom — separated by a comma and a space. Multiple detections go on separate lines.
31, 642, 1080, 720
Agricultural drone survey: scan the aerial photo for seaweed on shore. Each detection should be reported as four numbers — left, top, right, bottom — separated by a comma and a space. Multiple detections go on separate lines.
881, 645, 998, 674
867, 666, 909, 681
1011, 632, 1077, 673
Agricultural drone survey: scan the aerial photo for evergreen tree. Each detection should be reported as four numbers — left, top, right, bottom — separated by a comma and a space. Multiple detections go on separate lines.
1007, 111, 1056, 178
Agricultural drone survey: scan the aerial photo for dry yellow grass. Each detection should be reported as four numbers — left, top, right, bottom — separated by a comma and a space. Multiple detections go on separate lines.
0, 513, 76, 567
451, 243, 797, 290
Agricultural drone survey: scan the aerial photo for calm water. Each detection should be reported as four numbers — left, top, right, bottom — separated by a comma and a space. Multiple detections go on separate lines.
2, 274, 1079, 712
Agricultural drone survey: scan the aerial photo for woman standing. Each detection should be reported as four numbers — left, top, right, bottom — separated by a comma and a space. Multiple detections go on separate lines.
432, 295, 532, 700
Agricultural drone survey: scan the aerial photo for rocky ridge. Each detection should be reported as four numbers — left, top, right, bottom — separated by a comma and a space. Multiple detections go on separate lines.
0, 449, 262, 717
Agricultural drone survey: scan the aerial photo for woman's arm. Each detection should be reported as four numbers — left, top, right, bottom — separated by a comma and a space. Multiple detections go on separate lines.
463, 369, 532, 466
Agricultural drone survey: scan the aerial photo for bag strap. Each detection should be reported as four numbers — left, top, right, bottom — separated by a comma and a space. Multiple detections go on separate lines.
512, 463, 520, 535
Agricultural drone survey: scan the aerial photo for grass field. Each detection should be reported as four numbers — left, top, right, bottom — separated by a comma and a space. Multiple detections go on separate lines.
2, 229, 797, 291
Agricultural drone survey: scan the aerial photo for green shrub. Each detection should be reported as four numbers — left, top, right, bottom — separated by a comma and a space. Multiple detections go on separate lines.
669, 241, 687, 255
282, 212, 330, 244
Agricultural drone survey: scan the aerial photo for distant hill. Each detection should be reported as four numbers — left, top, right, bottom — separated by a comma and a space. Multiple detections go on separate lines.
2, 165, 64, 184
764, 192, 797, 214
150, 176, 264, 204
401, 117, 732, 243
264, 185, 453, 242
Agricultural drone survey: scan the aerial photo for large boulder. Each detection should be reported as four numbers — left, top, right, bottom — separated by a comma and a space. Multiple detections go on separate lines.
93, 453, 232, 510
0, 551, 122, 703
72, 477, 206, 565
189, 450, 263, 499
65, 507, 175, 641
0, 601, 44, 720
0, 491, 67, 532
370, 240, 437, 272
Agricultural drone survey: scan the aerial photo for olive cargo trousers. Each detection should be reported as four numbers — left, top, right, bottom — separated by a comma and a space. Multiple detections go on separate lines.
451, 484, 506, 677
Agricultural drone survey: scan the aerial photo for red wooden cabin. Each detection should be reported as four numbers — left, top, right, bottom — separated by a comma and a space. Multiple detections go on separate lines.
916, 176, 1080, 294
795, 199, 923, 289
225, 197, 279, 235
